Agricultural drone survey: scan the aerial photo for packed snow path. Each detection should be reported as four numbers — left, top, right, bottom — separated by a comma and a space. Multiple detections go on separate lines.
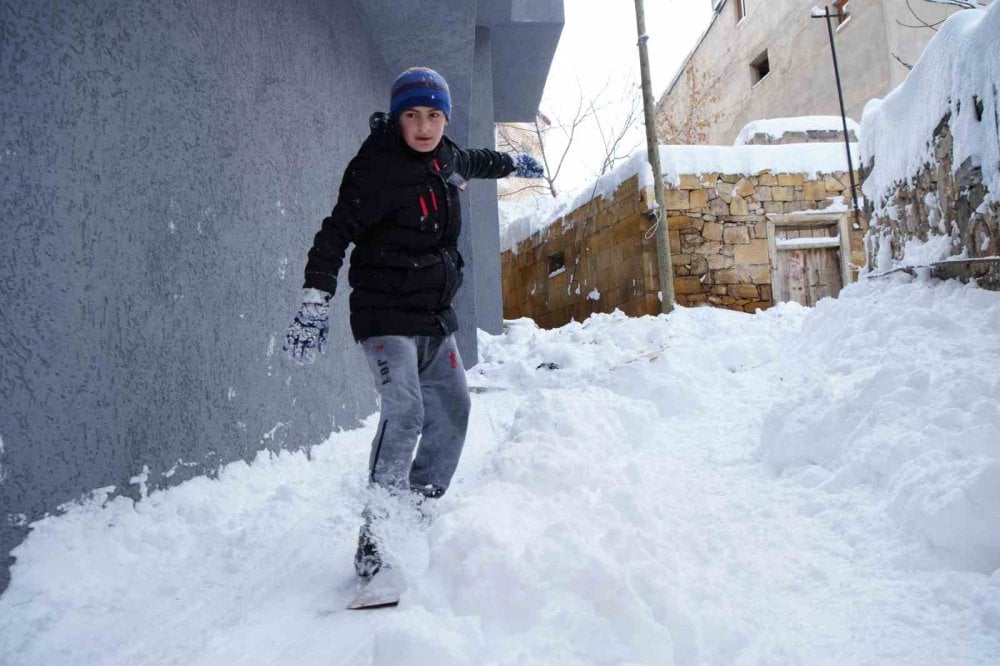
2, 277, 999, 665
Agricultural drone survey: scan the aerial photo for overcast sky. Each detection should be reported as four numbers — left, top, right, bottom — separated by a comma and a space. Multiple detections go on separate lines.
532, 0, 714, 193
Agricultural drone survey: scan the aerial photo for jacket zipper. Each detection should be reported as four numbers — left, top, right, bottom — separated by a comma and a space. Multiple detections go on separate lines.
429, 158, 452, 238
437, 247, 453, 308
429, 157, 457, 308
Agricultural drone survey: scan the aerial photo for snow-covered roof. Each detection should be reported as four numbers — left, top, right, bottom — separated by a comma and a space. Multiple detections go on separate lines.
734, 116, 861, 146
658, 142, 858, 185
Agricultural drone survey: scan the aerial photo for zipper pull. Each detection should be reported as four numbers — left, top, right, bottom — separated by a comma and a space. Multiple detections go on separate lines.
430, 188, 439, 211
447, 172, 468, 192
432, 159, 441, 172
419, 195, 428, 218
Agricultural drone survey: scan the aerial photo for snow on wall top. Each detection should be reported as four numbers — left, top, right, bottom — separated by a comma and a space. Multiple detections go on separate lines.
860, 3, 1000, 214
734, 116, 861, 146
500, 142, 859, 253
658, 142, 858, 186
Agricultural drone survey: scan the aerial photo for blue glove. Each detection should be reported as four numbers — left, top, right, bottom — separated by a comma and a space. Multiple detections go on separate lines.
283, 302, 329, 365
511, 153, 545, 179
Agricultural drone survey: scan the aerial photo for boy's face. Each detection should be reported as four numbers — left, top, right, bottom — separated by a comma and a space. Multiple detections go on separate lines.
399, 106, 447, 153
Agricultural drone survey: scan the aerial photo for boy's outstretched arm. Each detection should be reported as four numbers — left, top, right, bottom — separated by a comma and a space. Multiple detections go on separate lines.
455, 147, 545, 180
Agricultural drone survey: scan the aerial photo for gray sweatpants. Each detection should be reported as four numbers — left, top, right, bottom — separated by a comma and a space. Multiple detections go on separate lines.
360, 334, 471, 498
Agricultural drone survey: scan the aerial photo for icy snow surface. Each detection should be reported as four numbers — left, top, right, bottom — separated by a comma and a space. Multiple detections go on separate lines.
2, 278, 1000, 664
733, 116, 861, 146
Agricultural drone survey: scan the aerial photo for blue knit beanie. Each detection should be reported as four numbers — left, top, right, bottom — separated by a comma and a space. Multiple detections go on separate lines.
390, 67, 451, 121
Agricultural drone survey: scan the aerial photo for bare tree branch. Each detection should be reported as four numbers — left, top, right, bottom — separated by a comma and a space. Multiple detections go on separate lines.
891, 52, 914, 71
655, 60, 733, 145
921, 0, 980, 8
501, 183, 552, 197
902, 0, 944, 30
498, 78, 645, 201
594, 86, 643, 176
899, 0, 982, 34
534, 116, 560, 197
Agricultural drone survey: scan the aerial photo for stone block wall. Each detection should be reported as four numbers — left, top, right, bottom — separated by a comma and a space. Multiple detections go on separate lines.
666, 169, 866, 308
743, 128, 859, 146
501, 167, 867, 327
502, 176, 660, 329
864, 115, 1000, 274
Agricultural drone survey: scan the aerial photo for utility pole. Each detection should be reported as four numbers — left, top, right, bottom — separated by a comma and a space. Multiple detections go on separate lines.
812, 5, 862, 230
633, 0, 675, 313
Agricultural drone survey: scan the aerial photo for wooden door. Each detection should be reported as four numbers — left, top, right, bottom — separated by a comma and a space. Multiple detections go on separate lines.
767, 214, 850, 308
775, 246, 844, 306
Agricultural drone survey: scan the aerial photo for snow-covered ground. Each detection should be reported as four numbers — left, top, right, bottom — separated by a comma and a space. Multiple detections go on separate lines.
2, 276, 999, 665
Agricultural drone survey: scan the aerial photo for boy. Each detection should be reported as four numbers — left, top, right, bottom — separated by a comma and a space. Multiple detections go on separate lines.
284, 67, 543, 578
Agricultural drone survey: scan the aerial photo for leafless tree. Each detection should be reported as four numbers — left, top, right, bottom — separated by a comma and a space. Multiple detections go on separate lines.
496, 113, 553, 199
497, 79, 644, 199
590, 81, 644, 177
655, 61, 732, 145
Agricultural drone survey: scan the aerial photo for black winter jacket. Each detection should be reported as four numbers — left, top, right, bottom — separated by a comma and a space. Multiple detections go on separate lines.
303, 114, 516, 341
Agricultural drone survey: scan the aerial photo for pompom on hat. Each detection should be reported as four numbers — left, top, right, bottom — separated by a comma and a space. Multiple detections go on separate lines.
389, 67, 451, 120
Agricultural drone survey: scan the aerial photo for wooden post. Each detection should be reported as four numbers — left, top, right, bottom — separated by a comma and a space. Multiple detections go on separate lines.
633, 0, 675, 313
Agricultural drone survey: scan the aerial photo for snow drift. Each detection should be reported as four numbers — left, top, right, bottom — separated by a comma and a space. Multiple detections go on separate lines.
1, 277, 998, 664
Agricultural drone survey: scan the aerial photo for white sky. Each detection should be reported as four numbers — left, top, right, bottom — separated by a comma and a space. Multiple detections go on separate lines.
533, 0, 714, 194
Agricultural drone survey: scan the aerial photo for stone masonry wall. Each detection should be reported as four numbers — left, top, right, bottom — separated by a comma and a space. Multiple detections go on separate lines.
665, 169, 865, 308
502, 169, 866, 328
743, 128, 859, 146
864, 115, 1000, 273
502, 176, 659, 330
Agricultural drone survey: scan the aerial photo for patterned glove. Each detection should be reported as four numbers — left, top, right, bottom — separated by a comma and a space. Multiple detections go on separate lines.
510, 153, 545, 179
283, 301, 329, 365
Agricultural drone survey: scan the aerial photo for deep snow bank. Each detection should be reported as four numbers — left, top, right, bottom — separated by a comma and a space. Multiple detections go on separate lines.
1, 277, 998, 665
758, 277, 1000, 573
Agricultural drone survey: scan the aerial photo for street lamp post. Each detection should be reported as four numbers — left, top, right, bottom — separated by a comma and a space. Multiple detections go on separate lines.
811, 5, 862, 230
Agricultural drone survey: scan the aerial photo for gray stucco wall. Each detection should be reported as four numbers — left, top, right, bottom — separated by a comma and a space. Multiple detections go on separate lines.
0, 0, 389, 592
470, 27, 505, 337
1, 0, 562, 595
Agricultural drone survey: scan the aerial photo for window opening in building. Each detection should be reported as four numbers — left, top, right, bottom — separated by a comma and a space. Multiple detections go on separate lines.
548, 252, 565, 276
751, 49, 770, 85
834, 0, 850, 25
736, 0, 747, 23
